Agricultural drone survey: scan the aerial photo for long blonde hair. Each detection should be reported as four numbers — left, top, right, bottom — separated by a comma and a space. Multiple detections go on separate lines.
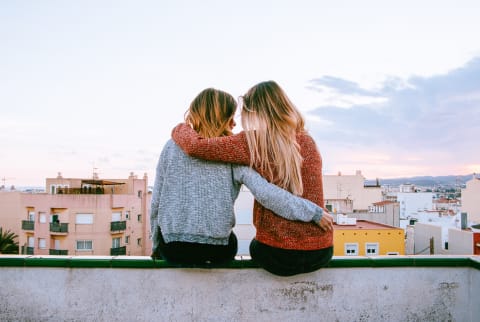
241, 81, 305, 195
185, 88, 237, 138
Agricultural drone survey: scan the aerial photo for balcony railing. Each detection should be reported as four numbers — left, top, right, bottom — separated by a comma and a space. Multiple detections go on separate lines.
21, 220, 35, 230
20, 246, 34, 255
49, 223, 69, 234
110, 246, 127, 256
57, 187, 105, 195
49, 249, 68, 255
110, 221, 127, 232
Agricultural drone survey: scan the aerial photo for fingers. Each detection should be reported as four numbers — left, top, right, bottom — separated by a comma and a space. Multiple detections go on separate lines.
318, 214, 334, 232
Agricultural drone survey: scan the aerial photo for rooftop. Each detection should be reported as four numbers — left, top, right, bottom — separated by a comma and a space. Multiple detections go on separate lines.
334, 219, 403, 230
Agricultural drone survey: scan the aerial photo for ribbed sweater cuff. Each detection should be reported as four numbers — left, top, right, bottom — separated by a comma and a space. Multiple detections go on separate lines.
311, 208, 323, 223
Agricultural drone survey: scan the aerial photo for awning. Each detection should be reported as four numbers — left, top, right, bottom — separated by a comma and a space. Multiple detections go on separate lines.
81, 180, 125, 186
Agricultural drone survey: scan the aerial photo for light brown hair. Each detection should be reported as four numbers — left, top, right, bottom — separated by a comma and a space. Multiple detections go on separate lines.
241, 81, 305, 195
185, 88, 237, 138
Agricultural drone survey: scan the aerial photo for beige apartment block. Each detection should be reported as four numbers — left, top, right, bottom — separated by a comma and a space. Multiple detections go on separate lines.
0, 172, 151, 256
323, 170, 382, 213
461, 176, 480, 224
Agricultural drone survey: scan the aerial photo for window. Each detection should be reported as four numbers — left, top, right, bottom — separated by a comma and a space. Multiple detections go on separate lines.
28, 211, 35, 221
76, 240, 93, 251
125, 235, 130, 244
137, 214, 142, 222
28, 236, 34, 247
344, 243, 358, 256
125, 211, 130, 220
365, 243, 379, 256
39, 238, 46, 249
112, 237, 121, 248
39, 213, 47, 223
137, 238, 142, 246
76, 213, 93, 224
111, 212, 121, 222
54, 239, 60, 250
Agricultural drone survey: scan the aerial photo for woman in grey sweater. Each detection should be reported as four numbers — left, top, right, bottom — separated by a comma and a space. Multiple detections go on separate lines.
150, 88, 325, 265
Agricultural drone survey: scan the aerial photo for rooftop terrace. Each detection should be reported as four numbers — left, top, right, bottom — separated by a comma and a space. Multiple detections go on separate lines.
1, 255, 479, 321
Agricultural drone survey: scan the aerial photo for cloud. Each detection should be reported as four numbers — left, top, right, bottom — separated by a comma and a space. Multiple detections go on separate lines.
306, 57, 480, 177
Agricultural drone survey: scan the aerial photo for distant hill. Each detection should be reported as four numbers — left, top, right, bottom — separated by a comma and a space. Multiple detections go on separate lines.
365, 174, 474, 187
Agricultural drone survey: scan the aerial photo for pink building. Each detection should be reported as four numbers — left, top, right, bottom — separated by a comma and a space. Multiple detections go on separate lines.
0, 172, 151, 256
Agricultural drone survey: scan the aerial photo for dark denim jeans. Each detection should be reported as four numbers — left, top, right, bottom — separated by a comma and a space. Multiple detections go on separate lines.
249, 239, 333, 276
153, 231, 238, 265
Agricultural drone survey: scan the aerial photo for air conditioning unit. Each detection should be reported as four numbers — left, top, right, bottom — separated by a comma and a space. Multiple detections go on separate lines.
336, 214, 357, 225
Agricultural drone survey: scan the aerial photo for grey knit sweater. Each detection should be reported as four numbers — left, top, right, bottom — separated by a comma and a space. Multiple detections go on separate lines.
150, 140, 323, 249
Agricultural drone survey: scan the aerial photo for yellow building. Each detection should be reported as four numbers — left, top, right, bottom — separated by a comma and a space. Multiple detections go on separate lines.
333, 220, 405, 256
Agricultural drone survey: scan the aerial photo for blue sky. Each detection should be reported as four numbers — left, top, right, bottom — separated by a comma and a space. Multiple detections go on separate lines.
1, 0, 480, 186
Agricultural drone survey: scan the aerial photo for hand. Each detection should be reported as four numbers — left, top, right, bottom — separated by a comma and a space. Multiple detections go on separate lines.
316, 211, 334, 232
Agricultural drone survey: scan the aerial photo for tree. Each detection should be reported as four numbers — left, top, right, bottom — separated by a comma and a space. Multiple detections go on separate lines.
0, 227, 19, 254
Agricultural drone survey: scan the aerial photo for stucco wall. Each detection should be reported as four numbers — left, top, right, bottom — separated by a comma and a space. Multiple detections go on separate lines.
1, 256, 479, 322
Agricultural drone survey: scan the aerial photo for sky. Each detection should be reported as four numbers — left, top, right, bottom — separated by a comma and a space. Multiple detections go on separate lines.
1, 0, 480, 187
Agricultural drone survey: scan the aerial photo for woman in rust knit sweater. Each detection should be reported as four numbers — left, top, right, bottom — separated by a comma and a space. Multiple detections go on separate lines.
172, 81, 333, 276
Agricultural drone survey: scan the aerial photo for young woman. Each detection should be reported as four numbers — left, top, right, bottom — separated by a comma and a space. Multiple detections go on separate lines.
150, 87, 326, 266
172, 81, 334, 275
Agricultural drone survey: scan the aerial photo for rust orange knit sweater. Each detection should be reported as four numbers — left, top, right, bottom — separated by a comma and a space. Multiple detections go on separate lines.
172, 123, 333, 250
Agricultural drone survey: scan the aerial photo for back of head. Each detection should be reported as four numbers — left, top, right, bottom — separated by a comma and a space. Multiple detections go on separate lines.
241, 81, 305, 195
185, 88, 237, 138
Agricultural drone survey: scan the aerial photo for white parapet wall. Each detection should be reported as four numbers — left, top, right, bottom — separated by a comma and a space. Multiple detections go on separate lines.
1, 255, 479, 322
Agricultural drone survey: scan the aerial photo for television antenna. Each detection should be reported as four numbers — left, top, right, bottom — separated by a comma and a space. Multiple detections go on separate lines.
1, 177, 15, 189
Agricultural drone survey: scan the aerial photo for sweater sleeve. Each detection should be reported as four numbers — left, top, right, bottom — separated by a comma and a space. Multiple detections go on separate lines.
232, 165, 323, 223
171, 123, 251, 164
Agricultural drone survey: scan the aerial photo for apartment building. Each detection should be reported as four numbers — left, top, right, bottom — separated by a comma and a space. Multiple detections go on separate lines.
0, 172, 151, 256
333, 219, 405, 256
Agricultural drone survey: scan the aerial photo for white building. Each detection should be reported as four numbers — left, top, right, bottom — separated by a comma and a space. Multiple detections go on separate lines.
397, 192, 434, 228
461, 175, 480, 224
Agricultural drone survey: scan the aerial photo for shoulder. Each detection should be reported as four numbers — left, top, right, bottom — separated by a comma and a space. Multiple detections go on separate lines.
296, 131, 322, 161
296, 131, 318, 149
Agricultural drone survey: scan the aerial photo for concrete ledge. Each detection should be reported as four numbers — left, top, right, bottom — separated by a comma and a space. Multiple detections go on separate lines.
1, 255, 479, 321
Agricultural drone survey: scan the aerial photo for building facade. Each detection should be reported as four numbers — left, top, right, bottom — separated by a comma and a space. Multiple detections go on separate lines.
323, 170, 382, 213
461, 176, 480, 224
0, 172, 151, 256
333, 220, 405, 256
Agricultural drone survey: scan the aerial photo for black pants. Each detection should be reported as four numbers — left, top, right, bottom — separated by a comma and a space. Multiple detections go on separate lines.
154, 231, 238, 265
249, 239, 333, 276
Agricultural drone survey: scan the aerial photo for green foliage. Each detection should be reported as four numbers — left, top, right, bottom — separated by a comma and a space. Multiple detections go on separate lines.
0, 227, 19, 254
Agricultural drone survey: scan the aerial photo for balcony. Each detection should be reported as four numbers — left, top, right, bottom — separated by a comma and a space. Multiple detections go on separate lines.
49, 223, 69, 234
0, 255, 479, 321
20, 246, 34, 255
110, 246, 126, 256
57, 187, 105, 195
110, 221, 126, 232
21, 220, 35, 230
49, 249, 68, 255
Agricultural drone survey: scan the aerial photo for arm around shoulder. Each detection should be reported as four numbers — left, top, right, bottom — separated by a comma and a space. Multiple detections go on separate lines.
171, 123, 251, 164
233, 165, 324, 222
